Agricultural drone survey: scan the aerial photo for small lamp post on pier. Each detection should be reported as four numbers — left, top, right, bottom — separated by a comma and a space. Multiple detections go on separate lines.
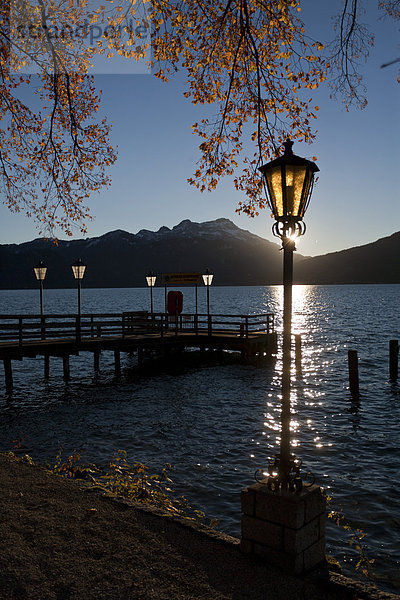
241, 140, 326, 574
146, 271, 156, 314
33, 260, 47, 316
72, 258, 86, 342
202, 268, 213, 317
72, 258, 86, 316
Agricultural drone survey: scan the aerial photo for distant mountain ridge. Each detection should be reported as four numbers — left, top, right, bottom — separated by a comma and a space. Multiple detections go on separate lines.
295, 231, 400, 284
0, 219, 399, 289
0, 218, 284, 289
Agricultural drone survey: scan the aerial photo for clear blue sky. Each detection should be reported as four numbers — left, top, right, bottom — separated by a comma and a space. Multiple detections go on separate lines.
0, 0, 399, 256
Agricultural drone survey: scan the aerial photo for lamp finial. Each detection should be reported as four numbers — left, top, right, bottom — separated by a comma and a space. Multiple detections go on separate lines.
283, 139, 294, 155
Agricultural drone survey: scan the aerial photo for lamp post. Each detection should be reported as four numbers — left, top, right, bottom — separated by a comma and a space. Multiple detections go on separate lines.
259, 139, 319, 491
71, 257, 86, 320
33, 260, 47, 316
202, 268, 213, 317
146, 271, 156, 314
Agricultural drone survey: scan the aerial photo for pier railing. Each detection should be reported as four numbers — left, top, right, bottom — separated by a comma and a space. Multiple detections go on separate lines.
0, 311, 274, 346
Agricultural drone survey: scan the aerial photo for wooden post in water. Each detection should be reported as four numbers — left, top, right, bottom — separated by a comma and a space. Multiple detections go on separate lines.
114, 350, 121, 375
4, 359, 13, 392
295, 334, 302, 374
18, 318, 23, 348
138, 347, 143, 367
63, 355, 70, 382
44, 355, 50, 379
389, 340, 398, 382
348, 350, 359, 398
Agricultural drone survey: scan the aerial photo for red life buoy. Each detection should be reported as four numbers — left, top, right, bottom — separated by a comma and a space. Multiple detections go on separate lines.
167, 291, 183, 315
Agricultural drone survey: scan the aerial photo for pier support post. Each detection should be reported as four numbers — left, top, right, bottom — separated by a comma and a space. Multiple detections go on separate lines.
389, 340, 398, 382
138, 347, 143, 367
295, 334, 302, 374
114, 350, 121, 375
44, 355, 50, 379
94, 350, 100, 372
4, 359, 13, 393
348, 350, 359, 398
241, 482, 326, 574
63, 355, 70, 382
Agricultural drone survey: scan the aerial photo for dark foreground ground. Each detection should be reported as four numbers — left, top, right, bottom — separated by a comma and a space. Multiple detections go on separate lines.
0, 454, 397, 600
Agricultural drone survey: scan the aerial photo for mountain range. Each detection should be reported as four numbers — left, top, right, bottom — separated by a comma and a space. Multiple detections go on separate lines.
0, 218, 399, 289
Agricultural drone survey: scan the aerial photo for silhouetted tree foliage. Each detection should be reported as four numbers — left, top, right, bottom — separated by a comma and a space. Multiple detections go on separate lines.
0, 1, 398, 234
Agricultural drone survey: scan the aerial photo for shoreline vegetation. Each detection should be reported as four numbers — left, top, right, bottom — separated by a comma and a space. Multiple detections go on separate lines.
0, 452, 398, 600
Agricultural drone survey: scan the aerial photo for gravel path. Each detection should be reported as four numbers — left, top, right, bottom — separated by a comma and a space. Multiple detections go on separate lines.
0, 454, 397, 600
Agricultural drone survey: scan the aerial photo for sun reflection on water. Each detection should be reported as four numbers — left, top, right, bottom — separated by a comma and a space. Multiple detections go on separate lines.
263, 284, 331, 460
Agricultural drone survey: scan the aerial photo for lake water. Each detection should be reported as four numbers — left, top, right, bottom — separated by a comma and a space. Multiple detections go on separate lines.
0, 285, 399, 594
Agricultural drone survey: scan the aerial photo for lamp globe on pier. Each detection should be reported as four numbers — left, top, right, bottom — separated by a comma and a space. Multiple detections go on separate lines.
71, 258, 86, 317
259, 139, 319, 491
202, 268, 214, 317
33, 260, 47, 316
146, 271, 157, 314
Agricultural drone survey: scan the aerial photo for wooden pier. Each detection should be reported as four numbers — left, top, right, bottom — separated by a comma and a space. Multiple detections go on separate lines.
0, 311, 277, 391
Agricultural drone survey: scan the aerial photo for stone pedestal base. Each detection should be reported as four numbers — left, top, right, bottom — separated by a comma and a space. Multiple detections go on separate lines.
241, 482, 326, 575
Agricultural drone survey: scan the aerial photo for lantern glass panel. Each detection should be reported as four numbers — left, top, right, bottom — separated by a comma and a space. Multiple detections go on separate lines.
265, 165, 283, 217
34, 266, 47, 281
284, 165, 307, 217
146, 276, 156, 287
72, 264, 86, 280
202, 273, 214, 286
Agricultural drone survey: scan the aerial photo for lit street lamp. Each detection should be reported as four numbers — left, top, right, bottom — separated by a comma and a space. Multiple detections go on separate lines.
202, 268, 213, 317
146, 271, 156, 314
259, 139, 319, 491
33, 260, 47, 316
71, 258, 86, 317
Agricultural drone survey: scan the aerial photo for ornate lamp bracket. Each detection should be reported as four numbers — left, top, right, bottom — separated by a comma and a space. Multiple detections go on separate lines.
272, 219, 306, 243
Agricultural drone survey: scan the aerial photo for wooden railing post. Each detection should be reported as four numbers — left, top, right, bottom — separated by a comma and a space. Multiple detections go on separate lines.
194, 314, 198, 335
208, 315, 212, 337
160, 313, 164, 338
75, 316, 81, 343
90, 316, 94, 338
18, 318, 23, 347
122, 315, 125, 339
245, 316, 249, 338
41, 315, 46, 340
